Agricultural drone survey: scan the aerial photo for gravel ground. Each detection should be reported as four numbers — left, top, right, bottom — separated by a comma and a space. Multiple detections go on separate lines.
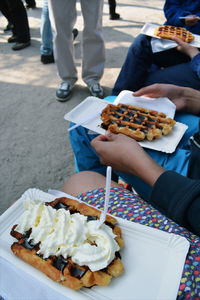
0, 0, 165, 214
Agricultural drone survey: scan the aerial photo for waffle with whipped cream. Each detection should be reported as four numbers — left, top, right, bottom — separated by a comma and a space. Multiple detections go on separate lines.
101, 103, 176, 141
10, 197, 124, 290
154, 25, 194, 43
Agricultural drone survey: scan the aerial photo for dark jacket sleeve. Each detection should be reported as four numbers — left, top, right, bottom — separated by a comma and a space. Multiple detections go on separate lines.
150, 171, 200, 236
164, 0, 191, 27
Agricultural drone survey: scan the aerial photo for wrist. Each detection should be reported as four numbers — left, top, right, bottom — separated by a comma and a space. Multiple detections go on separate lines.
189, 48, 200, 59
129, 152, 165, 186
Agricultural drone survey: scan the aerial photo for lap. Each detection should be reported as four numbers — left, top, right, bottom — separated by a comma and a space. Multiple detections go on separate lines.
78, 187, 200, 299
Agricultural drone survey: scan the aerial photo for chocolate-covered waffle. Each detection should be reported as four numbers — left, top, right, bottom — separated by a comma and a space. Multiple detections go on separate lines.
101, 103, 176, 141
154, 25, 194, 43
10, 197, 124, 290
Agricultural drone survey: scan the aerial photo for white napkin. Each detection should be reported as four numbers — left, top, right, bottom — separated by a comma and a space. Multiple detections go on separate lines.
114, 90, 176, 118
151, 37, 177, 53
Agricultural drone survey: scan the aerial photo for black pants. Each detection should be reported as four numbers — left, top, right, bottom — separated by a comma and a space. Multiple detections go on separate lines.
25, 0, 36, 6
108, 0, 116, 15
6, 0, 30, 43
0, 0, 12, 24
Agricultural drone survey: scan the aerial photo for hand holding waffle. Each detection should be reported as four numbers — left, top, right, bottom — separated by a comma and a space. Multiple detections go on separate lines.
171, 36, 199, 58
134, 84, 200, 115
91, 133, 164, 186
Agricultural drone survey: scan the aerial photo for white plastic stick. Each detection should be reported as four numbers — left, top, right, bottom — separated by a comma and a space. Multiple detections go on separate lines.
97, 166, 112, 228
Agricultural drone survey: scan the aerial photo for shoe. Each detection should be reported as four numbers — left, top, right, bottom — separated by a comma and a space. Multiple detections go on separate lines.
8, 35, 17, 43
26, 4, 36, 9
4, 22, 13, 32
41, 54, 54, 64
88, 82, 104, 98
110, 13, 120, 20
72, 28, 79, 40
56, 82, 72, 102
12, 41, 31, 51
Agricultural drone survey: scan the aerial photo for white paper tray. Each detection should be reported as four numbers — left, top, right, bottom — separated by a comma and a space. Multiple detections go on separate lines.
64, 93, 188, 153
0, 188, 190, 300
141, 22, 200, 48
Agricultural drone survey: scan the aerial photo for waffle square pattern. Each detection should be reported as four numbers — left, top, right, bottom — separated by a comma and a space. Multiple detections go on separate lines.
101, 103, 176, 141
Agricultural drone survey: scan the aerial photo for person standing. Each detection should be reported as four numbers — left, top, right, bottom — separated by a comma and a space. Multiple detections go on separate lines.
6, 0, 31, 51
48, 0, 105, 101
40, 0, 79, 64
108, 0, 120, 20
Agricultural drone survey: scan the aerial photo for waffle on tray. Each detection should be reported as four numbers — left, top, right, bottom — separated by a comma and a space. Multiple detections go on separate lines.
10, 197, 124, 290
101, 103, 176, 141
154, 25, 194, 43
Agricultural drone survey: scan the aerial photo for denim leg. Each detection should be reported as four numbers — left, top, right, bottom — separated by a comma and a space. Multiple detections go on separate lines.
144, 62, 200, 90
40, 0, 53, 55
69, 123, 107, 175
112, 34, 153, 95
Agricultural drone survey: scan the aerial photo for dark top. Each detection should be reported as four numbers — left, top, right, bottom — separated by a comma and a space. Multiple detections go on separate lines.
151, 130, 200, 235
164, 0, 200, 34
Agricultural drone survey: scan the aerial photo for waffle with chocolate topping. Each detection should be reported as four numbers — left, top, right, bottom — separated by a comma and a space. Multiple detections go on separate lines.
10, 197, 124, 290
101, 103, 176, 141
154, 25, 194, 43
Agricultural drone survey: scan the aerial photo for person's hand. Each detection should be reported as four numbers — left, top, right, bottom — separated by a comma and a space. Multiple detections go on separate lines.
91, 133, 164, 186
184, 14, 200, 26
134, 84, 200, 115
171, 36, 199, 59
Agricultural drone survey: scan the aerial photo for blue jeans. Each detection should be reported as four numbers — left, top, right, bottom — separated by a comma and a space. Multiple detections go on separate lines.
112, 34, 200, 95
40, 0, 53, 55
69, 111, 200, 201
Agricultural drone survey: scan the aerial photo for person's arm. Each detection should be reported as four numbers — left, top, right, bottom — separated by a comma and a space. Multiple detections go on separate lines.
151, 171, 200, 235
90, 133, 165, 186
91, 133, 200, 235
133, 83, 200, 115
164, 0, 192, 27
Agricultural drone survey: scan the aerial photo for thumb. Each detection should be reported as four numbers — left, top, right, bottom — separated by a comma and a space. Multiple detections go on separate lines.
105, 131, 118, 141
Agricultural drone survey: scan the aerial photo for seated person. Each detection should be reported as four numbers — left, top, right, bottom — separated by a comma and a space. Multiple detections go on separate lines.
69, 84, 200, 202
62, 147, 200, 298
112, 0, 200, 95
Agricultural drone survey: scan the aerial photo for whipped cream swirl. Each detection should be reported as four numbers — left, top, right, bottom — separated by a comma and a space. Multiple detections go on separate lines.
16, 200, 120, 271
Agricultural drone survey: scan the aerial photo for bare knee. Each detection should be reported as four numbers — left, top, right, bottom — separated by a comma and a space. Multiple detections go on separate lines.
62, 171, 120, 196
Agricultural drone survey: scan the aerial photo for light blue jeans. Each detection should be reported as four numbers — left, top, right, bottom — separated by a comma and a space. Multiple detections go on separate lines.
40, 0, 53, 55
69, 104, 200, 201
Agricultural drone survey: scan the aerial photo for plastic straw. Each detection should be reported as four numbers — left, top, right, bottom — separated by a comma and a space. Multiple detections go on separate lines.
97, 166, 112, 228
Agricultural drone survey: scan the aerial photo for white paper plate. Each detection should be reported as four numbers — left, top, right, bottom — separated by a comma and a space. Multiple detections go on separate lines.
0, 188, 190, 300
141, 22, 200, 48
64, 93, 188, 153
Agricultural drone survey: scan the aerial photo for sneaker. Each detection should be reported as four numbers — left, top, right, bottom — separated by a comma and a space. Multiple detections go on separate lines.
12, 41, 31, 51
72, 28, 79, 40
4, 22, 13, 32
88, 82, 104, 98
8, 35, 17, 43
56, 82, 72, 102
110, 13, 120, 20
41, 53, 54, 64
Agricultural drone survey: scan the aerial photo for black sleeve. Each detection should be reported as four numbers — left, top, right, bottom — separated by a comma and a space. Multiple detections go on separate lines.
150, 171, 200, 235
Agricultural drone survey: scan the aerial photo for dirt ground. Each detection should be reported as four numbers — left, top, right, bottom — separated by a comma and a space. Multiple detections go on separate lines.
0, 0, 165, 214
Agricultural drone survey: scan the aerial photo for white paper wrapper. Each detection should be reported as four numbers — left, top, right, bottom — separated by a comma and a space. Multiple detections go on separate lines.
141, 22, 200, 53
0, 188, 190, 300
64, 92, 188, 154
114, 90, 176, 118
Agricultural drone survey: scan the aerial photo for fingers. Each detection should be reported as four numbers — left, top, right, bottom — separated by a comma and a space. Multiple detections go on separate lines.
133, 84, 160, 97
171, 36, 185, 46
